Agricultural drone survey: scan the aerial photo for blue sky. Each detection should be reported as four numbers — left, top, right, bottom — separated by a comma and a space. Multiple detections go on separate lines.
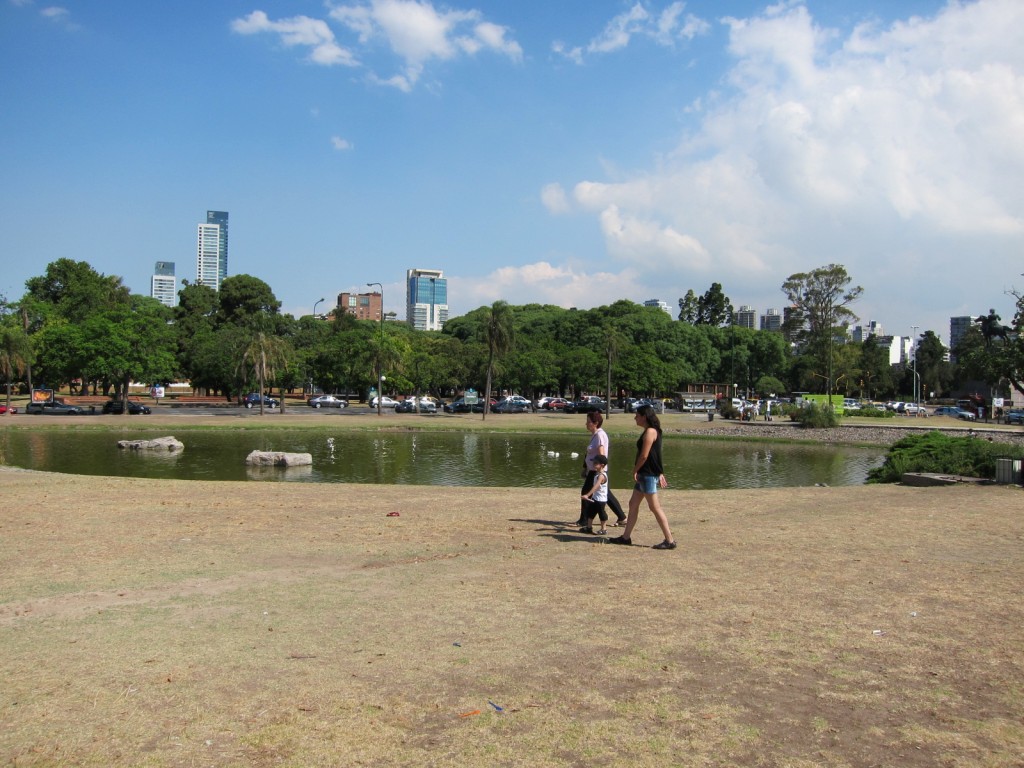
2, 0, 1022, 343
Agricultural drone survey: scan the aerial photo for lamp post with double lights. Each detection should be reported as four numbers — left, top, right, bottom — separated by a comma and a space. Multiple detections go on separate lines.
367, 282, 384, 415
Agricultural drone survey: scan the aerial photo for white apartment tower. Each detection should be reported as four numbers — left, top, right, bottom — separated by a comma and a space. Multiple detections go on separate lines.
196, 210, 228, 291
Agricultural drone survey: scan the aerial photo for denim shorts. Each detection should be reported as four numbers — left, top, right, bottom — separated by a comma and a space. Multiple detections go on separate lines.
634, 473, 659, 494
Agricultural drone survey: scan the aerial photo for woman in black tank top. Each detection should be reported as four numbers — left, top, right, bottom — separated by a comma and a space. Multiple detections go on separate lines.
608, 404, 676, 550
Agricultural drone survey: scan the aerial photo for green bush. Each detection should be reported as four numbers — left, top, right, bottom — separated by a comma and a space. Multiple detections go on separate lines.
866, 430, 1024, 483
791, 402, 840, 429
719, 402, 740, 420
856, 407, 894, 419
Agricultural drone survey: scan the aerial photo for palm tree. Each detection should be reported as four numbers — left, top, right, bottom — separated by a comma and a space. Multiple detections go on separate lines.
0, 322, 34, 411
481, 301, 514, 420
239, 331, 291, 415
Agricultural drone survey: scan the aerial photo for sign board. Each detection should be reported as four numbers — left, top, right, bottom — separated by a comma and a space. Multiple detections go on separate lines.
31, 388, 54, 404
993, 397, 1004, 408
151, 385, 165, 399
463, 388, 478, 404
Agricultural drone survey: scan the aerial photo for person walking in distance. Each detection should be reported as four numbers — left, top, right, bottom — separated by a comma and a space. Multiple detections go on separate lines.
576, 410, 626, 526
609, 404, 677, 550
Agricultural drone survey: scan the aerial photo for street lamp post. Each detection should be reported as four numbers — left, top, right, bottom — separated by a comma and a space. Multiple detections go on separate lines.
911, 325, 919, 408
367, 282, 384, 415
313, 297, 325, 319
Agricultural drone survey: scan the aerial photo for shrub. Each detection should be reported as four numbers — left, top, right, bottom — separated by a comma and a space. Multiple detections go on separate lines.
866, 430, 1024, 483
719, 402, 740, 420
857, 407, 894, 419
791, 402, 840, 429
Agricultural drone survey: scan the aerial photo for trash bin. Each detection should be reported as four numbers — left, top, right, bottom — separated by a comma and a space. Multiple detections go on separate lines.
707, 411, 714, 422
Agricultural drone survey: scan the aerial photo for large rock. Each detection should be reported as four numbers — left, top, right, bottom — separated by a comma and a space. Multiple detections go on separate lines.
117, 436, 184, 452
245, 450, 313, 467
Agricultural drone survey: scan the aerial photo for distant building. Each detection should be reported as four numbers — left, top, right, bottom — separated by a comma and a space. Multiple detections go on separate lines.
406, 269, 448, 331
337, 291, 383, 322
196, 210, 228, 290
874, 335, 904, 366
150, 261, 177, 307
734, 305, 756, 329
949, 316, 974, 362
643, 299, 672, 316
852, 320, 884, 343
760, 308, 782, 332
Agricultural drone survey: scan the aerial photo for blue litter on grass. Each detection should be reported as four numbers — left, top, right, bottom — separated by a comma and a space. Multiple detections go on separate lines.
488, 700, 504, 713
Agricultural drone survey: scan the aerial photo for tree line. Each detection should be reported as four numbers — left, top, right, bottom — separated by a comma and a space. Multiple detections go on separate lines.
2, 259, 1021, 408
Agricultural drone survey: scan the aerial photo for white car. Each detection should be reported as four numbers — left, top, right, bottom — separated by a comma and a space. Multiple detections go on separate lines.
370, 396, 399, 409
504, 395, 532, 409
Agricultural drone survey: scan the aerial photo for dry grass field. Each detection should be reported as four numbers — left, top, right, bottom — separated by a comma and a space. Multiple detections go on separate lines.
2, 423, 1023, 768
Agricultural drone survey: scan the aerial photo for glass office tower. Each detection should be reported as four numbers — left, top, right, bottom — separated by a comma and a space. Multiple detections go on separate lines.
197, 210, 228, 290
406, 268, 448, 331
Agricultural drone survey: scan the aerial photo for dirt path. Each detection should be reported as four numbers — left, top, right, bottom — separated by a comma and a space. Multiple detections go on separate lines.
2, 463, 1022, 766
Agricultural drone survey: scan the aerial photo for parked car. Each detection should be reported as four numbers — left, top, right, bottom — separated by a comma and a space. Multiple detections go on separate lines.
244, 393, 279, 409
1006, 409, 1024, 425
0, 404, 17, 414
898, 403, 928, 416
542, 397, 570, 411
627, 398, 664, 413
535, 396, 557, 409
102, 399, 152, 415
26, 400, 83, 415
370, 396, 399, 409
564, 397, 607, 414
492, 398, 529, 413
444, 396, 495, 413
307, 394, 348, 409
933, 405, 975, 420
501, 395, 532, 409
396, 398, 437, 413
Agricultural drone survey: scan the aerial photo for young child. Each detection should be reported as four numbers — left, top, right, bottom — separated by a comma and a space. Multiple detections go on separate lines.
580, 454, 609, 535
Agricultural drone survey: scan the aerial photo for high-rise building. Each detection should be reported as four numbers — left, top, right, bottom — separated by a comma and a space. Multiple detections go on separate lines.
406, 269, 448, 331
734, 305, 756, 329
643, 299, 672, 316
337, 291, 383, 322
151, 261, 177, 307
852, 320, 884, 343
196, 210, 228, 290
949, 316, 974, 362
760, 308, 782, 332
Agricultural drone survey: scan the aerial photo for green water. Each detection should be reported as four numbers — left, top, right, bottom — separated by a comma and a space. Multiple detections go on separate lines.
0, 430, 882, 489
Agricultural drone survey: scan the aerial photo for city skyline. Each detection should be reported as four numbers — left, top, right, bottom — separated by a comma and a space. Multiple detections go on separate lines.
2, 1, 1022, 341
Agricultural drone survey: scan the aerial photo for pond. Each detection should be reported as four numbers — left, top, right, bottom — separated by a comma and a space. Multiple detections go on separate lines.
0, 429, 884, 489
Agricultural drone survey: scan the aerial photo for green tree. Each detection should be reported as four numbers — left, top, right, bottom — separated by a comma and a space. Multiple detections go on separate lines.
697, 283, 733, 326
217, 275, 281, 328
678, 290, 699, 323
914, 330, 952, 400
0, 307, 34, 408
481, 301, 514, 419
781, 264, 863, 402
239, 331, 292, 414
855, 335, 893, 400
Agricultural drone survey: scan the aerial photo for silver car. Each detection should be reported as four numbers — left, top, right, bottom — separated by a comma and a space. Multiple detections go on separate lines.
307, 394, 349, 409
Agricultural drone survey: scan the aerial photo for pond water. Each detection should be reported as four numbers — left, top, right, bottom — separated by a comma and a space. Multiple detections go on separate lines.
0, 430, 884, 489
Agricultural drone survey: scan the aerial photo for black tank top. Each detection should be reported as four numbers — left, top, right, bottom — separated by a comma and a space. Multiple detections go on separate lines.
636, 427, 663, 475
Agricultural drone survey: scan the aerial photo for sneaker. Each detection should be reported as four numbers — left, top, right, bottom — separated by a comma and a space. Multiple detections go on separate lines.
608, 536, 632, 546
580, 526, 593, 534
652, 540, 677, 550
594, 528, 607, 535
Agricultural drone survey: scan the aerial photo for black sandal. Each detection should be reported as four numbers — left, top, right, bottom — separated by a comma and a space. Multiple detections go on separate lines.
608, 536, 632, 545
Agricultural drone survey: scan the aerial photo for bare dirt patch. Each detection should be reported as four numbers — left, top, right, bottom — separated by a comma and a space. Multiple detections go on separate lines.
1, 466, 1022, 767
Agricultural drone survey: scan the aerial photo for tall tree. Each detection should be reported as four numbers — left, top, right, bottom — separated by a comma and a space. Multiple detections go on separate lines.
678, 290, 699, 324
481, 300, 514, 419
696, 283, 733, 326
781, 264, 862, 401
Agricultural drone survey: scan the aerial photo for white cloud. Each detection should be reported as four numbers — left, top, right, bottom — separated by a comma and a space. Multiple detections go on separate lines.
328, 0, 521, 87
231, 11, 358, 67
557, 0, 1024, 334
330, 136, 354, 151
451, 262, 647, 312
555, 1, 710, 63
540, 182, 571, 215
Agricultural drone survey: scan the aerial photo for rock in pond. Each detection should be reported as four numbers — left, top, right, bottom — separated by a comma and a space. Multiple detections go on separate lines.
245, 450, 313, 467
117, 436, 184, 452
